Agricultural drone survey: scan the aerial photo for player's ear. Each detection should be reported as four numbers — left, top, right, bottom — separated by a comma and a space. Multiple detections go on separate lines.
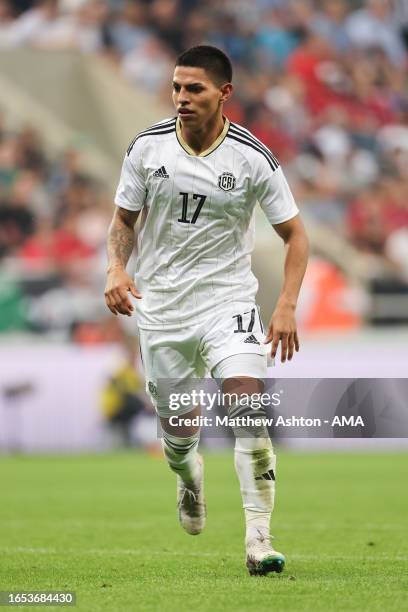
220, 82, 233, 104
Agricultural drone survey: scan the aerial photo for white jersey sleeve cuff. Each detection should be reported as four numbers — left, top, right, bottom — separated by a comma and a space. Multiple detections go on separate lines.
114, 197, 144, 212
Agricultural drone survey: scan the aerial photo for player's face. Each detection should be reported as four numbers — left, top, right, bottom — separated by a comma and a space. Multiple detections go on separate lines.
172, 66, 231, 127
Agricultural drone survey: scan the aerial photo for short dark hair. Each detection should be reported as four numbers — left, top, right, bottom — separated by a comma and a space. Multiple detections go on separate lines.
175, 45, 233, 85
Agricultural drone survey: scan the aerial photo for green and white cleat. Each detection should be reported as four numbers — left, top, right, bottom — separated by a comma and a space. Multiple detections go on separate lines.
246, 530, 285, 576
177, 455, 206, 535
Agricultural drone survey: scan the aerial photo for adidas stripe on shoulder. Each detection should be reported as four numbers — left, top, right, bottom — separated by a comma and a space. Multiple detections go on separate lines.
227, 123, 280, 172
126, 118, 176, 156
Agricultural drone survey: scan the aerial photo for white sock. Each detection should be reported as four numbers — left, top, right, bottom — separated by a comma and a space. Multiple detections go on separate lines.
234, 436, 276, 541
230, 401, 276, 542
162, 430, 200, 486
245, 510, 271, 541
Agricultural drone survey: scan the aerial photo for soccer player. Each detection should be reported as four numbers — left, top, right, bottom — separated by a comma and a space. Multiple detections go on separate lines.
104, 45, 309, 576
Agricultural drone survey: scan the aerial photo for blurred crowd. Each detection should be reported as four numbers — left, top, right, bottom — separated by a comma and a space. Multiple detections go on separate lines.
0, 0, 408, 336
0, 114, 117, 336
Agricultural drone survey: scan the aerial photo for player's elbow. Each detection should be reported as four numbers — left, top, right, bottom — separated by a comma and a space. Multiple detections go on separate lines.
291, 221, 309, 258
293, 220, 309, 252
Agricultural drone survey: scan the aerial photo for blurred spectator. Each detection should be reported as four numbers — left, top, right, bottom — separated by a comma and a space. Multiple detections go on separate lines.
394, 0, 408, 49
0, 0, 110, 51
73, 0, 110, 53
0, 204, 34, 257
150, 0, 183, 54
181, 8, 212, 51
0, 122, 112, 335
1, 0, 75, 48
311, 0, 350, 53
100, 334, 159, 451
264, 74, 309, 142
248, 106, 298, 163
385, 227, 408, 281
286, 30, 339, 114
10, 0, 35, 15
122, 36, 173, 93
254, 6, 298, 68
107, 0, 150, 56
345, 0, 406, 65
0, 0, 15, 36
347, 183, 391, 253
208, 11, 253, 65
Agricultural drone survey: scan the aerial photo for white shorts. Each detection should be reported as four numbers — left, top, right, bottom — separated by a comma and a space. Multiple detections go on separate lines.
139, 303, 268, 415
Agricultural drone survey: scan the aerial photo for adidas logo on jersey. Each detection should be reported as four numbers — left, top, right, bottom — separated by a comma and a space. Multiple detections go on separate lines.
153, 166, 169, 179
243, 334, 260, 345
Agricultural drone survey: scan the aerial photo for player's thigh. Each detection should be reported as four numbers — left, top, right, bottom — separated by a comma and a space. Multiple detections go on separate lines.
139, 327, 206, 417
212, 354, 267, 384
200, 303, 268, 378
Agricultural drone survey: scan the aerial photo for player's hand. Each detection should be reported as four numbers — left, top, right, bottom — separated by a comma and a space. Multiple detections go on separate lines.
104, 266, 142, 316
263, 302, 299, 363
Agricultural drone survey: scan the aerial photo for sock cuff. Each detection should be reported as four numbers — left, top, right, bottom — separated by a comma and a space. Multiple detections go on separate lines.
162, 430, 200, 452
228, 400, 267, 419
235, 438, 274, 456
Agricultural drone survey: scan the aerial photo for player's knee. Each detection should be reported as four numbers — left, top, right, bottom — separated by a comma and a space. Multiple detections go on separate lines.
227, 395, 271, 439
228, 392, 275, 479
160, 405, 201, 438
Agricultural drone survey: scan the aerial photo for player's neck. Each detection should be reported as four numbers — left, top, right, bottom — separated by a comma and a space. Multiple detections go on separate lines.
179, 113, 226, 155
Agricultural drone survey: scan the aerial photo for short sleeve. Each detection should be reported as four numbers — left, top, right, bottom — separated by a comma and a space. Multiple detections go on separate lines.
254, 160, 299, 225
114, 138, 146, 211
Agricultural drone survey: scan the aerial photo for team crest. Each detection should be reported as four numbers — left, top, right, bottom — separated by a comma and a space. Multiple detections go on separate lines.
148, 381, 158, 399
218, 172, 236, 191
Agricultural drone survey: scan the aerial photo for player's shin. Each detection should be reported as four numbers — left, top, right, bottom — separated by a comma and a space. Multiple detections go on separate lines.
161, 429, 201, 486
161, 413, 206, 535
230, 401, 276, 542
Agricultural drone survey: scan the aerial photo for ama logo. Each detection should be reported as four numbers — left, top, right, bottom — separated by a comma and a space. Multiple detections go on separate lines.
332, 416, 365, 426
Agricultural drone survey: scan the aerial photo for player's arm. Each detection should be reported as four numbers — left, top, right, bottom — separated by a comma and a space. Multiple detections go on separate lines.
264, 214, 309, 362
254, 158, 309, 363
105, 206, 142, 317
106, 134, 146, 317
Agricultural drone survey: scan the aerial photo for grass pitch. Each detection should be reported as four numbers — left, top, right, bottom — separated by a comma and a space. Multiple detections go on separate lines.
1, 450, 407, 612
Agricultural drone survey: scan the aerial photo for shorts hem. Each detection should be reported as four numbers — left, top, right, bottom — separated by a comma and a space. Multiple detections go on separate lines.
209, 351, 268, 379
154, 403, 198, 419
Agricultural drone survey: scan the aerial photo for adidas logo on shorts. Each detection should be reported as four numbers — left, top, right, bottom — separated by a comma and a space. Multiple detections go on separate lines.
243, 334, 260, 345
153, 165, 169, 179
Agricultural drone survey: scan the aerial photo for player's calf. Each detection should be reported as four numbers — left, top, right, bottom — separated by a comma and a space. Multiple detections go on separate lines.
161, 428, 206, 535
162, 429, 201, 485
177, 454, 206, 535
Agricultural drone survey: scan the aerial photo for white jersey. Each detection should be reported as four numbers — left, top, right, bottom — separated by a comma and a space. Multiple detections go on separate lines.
114, 117, 299, 330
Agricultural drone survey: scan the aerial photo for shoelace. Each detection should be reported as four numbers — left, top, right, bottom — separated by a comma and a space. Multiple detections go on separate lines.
179, 487, 201, 516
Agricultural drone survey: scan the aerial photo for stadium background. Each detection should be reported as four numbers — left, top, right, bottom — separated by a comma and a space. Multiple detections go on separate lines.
0, 2, 407, 610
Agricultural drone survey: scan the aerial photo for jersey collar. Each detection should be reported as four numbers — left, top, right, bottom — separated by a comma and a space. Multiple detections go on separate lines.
176, 116, 230, 157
